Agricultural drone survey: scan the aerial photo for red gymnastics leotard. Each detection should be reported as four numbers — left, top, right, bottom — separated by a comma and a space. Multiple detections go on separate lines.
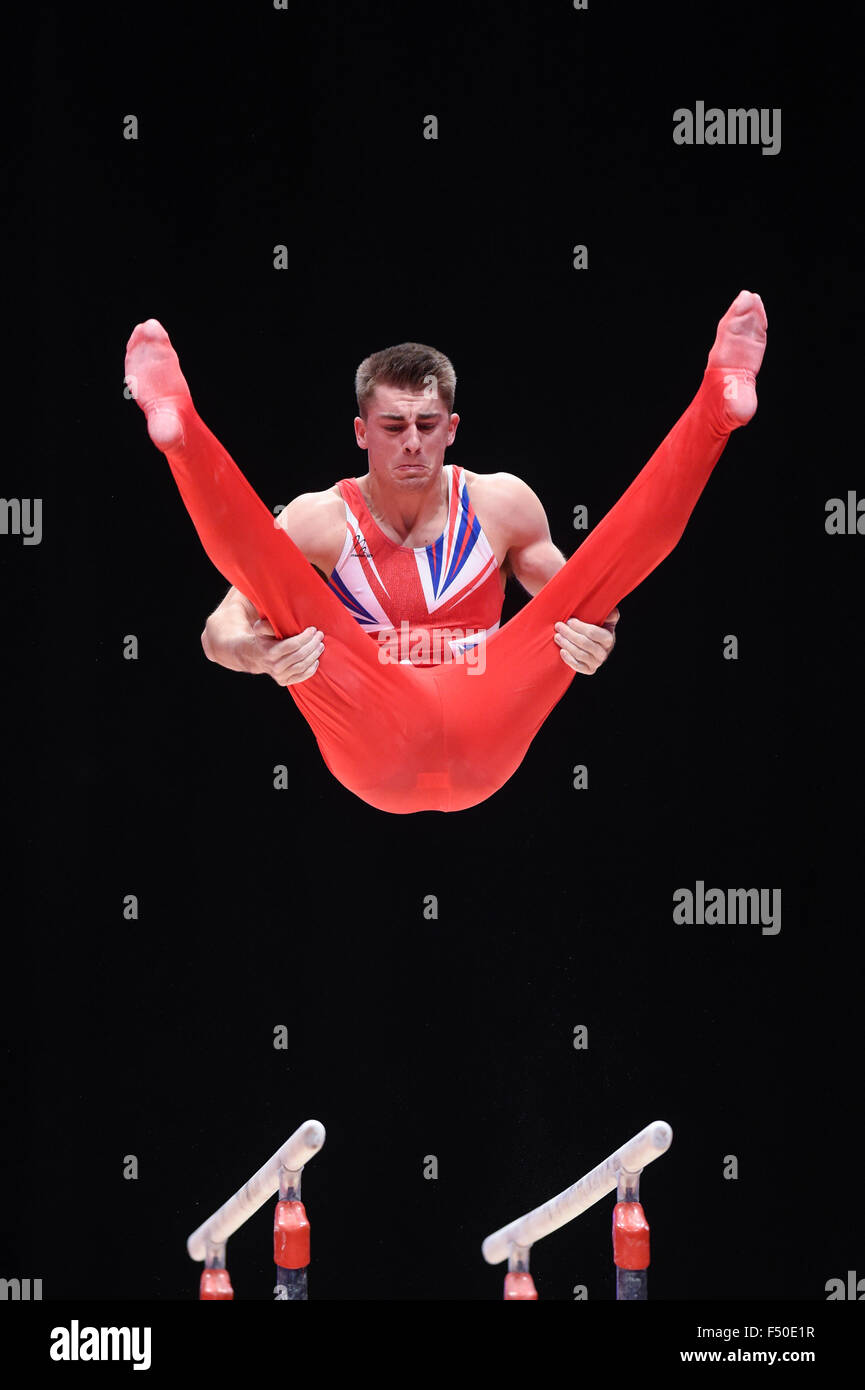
133, 345, 752, 814
327, 465, 504, 663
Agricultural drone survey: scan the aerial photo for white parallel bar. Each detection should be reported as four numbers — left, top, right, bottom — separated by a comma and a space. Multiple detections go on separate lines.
482, 1120, 672, 1265
187, 1120, 326, 1261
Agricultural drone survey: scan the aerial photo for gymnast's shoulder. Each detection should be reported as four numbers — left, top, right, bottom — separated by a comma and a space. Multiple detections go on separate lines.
461, 469, 548, 527
274, 487, 345, 573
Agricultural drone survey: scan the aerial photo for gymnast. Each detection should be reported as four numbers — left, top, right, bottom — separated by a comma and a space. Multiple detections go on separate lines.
124, 290, 767, 814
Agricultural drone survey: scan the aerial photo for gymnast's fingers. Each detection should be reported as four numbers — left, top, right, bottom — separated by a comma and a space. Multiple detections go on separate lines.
554, 624, 609, 670
256, 626, 317, 668
271, 633, 325, 685
561, 617, 617, 653
270, 628, 322, 662
558, 645, 592, 674
563, 617, 616, 652
274, 655, 321, 687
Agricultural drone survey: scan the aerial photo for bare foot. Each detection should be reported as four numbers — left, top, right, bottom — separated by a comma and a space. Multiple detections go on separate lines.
124, 319, 193, 452
706, 289, 768, 427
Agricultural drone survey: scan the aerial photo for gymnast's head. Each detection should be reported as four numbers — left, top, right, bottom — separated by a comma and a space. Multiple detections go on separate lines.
353, 342, 460, 487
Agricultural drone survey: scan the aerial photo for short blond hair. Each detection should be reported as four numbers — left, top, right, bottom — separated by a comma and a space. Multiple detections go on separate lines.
355, 342, 456, 420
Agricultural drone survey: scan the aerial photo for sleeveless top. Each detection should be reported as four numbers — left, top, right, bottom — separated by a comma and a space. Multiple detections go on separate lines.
328, 464, 504, 661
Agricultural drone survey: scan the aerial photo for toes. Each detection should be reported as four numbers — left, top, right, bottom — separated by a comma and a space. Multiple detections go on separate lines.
730, 290, 768, 331
126, 318, 170, 354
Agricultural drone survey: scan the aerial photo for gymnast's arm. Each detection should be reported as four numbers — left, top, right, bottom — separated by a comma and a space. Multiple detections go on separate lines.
480, 472, 619, 672
200, 491, 339, 686
201, 586, 324, 686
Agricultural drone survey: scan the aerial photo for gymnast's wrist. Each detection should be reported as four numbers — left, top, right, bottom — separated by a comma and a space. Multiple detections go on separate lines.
234, 632, 263, 674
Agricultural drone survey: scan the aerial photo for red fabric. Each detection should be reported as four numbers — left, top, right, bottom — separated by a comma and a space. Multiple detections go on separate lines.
161, 368, 740, 813
333, 470, 505, 645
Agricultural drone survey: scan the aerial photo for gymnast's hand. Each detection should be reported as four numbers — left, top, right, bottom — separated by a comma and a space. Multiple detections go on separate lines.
248, 618, 324, 686
201, 585, 324, 686
553, 609, 619, 674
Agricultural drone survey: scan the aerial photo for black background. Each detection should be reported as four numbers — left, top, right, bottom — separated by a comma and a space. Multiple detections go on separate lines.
4, 0, 862, 1310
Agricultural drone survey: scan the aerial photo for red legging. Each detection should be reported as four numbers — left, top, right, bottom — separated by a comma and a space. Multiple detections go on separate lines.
161, 367, 742, 813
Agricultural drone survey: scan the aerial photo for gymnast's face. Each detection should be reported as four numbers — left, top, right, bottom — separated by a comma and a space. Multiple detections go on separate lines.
354, 384, 460, 488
